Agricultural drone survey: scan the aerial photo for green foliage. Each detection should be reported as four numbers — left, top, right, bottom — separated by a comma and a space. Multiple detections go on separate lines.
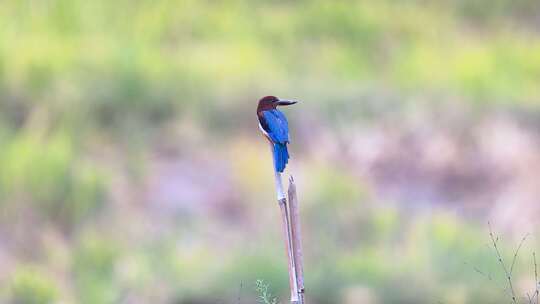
8, 268, 58, 304
216, 253, 289, 299
255, 280, 279, 304
73, 235, 119, 304
0, 0, 539, 129
309, 166, 365, 206
0, 131, 106, 229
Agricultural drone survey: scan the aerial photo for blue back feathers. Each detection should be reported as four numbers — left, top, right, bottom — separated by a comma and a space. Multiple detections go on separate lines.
261, 109, 290, 172
262, 110, 289, 144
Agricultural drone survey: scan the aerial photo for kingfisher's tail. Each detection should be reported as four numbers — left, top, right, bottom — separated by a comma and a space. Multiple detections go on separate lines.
273, 143, 290, 173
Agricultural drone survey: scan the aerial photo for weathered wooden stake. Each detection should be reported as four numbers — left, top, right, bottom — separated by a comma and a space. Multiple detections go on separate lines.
269, 142, 306, 304
288, 176, 305, 304
278, 197, 300, 303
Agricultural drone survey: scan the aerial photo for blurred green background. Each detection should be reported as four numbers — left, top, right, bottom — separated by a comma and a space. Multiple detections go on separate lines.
1, 0, 540, 303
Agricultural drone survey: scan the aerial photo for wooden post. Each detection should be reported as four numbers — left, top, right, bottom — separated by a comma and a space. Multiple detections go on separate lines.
268, 141, 299, 303
278, 197, 300, 304
268, 141, 306, 304
288, 176, 305, 304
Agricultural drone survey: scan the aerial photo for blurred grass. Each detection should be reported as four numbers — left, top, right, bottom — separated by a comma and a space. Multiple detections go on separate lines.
1, 1, 540, 118
0, 0, 539, 303
7, 268, 59, 304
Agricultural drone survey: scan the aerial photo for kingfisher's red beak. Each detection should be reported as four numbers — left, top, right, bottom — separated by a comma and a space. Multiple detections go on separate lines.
276, 99, 298, 106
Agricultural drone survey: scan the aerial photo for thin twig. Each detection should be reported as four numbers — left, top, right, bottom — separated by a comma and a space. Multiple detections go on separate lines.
237, 281, 243, 304
488, 222, 518, 304
510, 233, 530, 276
472, 264, 493, 281
534, 252, 539, 304
465, 261, 506, 292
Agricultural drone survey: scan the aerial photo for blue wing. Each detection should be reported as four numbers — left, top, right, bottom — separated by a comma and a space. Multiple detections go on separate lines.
261, 110, 290, 172
262, 110, 289, 144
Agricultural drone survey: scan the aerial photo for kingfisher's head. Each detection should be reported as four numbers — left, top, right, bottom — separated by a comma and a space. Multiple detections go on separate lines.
257, 96, 297, 112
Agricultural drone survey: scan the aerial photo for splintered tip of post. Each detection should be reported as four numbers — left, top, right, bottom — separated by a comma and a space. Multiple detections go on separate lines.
278, 198, 287, 205
288, 175, 295, 187
288, 175, 296, 195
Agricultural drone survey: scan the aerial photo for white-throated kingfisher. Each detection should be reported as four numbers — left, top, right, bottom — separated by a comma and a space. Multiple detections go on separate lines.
257, 95, 297, 200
